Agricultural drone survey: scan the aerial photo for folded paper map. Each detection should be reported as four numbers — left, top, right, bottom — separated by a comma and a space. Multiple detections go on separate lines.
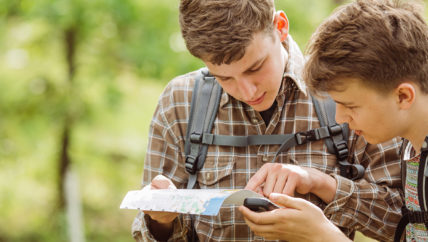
120, 186, 264, 216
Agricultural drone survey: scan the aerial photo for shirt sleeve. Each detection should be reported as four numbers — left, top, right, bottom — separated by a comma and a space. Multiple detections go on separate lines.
131, 78, 193, 241
324, 136, 403, 242
132, 212, 188, 242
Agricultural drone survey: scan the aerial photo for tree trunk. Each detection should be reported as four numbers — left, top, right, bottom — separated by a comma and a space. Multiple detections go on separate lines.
58, 26, 77, 209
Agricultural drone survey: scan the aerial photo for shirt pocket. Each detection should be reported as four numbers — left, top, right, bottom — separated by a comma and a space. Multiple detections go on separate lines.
196, 155, 235, 188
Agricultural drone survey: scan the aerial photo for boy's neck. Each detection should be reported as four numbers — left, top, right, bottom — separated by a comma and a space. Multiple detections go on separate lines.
407, 131, 428, 152
404, 95, 428, 152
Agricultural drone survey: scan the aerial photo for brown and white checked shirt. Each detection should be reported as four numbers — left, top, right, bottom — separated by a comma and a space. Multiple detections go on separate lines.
132, 36, 403, 242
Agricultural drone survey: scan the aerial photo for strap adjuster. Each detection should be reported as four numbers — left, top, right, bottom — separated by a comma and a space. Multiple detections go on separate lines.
185, 155, 198, 174
190, 132, 202, 143
328, 124, 343, 135
333, 140, 348, 160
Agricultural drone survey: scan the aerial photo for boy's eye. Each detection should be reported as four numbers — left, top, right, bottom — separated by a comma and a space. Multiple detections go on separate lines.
248, 65, 262, 73
216, 76, 230, 82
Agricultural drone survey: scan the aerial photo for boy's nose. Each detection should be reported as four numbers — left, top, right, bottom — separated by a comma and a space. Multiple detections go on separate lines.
335, 104, 350, 124
237, 78, 257, 101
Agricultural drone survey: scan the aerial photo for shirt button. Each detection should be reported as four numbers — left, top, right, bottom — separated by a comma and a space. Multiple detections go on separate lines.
206, 173, 212, 180
251, 117, 259, 124
262, 156, 269, 162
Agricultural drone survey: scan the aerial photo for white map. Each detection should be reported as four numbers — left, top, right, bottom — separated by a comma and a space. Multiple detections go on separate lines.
120, 186, 264, 216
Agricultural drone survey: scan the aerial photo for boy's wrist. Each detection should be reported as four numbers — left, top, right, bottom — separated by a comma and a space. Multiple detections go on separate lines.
310, 171, 337, 203
319, 221, 350, 242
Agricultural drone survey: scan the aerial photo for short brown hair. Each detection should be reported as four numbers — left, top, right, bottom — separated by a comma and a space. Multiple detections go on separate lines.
303, 0, 428, 95
179, 0, 275, 65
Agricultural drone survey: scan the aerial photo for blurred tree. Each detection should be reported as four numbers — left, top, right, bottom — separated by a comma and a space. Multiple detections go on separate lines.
333, 0, 346, 4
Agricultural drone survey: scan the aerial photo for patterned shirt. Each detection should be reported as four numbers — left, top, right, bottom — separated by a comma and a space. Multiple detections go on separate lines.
404, 142, 428, 241
132, 36, 403, 242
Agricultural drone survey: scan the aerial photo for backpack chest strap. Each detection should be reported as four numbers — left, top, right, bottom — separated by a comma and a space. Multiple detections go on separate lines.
198, 125, 333, 147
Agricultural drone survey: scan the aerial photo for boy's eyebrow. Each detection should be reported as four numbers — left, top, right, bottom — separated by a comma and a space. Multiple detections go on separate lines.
209, 72, 230, 80
210, 57, 265, 79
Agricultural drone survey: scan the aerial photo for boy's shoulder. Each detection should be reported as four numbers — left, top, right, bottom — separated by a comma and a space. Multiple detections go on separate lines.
154, 70, 200, 118
164, 69, 199, 94
159, 69, 203, 100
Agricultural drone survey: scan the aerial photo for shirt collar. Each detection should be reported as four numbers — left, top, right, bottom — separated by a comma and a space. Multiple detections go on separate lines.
282, 35, 307, 96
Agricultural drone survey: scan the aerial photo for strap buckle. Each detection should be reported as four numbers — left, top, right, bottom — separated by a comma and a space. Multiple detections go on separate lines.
295, 130, 319, 145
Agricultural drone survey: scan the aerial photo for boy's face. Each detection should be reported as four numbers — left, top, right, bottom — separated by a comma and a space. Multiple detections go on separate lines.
328, 78, 403, 144
205, 30, 287, 112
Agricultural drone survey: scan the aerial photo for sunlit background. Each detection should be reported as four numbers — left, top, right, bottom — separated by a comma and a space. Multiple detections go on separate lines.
1, 0, 425, 241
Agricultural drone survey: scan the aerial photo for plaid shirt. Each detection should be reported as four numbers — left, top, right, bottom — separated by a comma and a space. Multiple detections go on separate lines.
132, 36, 403, 242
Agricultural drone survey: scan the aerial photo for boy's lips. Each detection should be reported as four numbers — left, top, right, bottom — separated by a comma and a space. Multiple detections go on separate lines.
246, 93, 266, 105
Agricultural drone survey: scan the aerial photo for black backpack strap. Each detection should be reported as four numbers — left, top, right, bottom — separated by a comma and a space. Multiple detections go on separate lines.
394, 136, 428, 242
400, 138, 408, 193
311, 95, 365, 180
417, 137, 428, 211
417, 137, 428, 229
394, 138, 408, 242
394, 206, 428, 242
184, 68, 222, 189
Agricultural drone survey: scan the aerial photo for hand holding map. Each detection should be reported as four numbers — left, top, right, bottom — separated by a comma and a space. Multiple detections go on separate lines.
120, 186, 267, 216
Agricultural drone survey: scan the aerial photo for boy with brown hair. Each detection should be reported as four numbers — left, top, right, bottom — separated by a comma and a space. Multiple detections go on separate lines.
241, 0, 428, 241
132, 0, 403, 241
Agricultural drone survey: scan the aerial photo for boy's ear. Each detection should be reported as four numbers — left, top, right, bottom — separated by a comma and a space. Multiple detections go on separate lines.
274, 10, 289, 42
395, 82, 416, 110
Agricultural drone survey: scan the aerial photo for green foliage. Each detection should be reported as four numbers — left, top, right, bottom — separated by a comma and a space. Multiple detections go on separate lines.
276, 0, 336, 48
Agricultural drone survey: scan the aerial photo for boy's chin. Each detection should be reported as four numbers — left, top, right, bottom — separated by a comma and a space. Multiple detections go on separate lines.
361, 135, 387, 145
253, 101, 275, 112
